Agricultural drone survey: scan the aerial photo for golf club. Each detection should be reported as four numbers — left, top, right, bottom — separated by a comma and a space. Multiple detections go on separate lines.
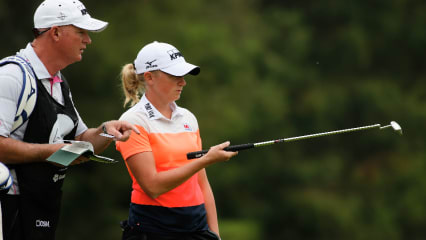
187, 121, 402, 159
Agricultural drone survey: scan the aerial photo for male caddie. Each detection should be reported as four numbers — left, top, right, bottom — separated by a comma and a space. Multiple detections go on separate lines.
0, 0, 139, 239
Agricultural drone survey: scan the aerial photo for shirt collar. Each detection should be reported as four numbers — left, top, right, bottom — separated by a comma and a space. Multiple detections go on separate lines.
137, 94, 184, 120
17, 43, 61, 80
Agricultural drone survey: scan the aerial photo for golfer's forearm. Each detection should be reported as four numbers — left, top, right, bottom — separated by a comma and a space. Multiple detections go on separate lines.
140, 159, 211, 199
0, 137, 62, 164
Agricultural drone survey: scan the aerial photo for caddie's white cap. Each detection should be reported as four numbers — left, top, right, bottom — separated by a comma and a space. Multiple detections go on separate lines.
134, 41, 200, 77
34, 0, 108, 32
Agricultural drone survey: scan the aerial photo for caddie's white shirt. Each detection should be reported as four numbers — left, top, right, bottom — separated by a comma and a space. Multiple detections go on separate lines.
0, 43, 88, 139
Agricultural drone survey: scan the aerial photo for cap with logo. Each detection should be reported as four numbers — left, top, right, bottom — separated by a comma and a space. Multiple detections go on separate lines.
134, 41, 200, 77
34, 0, 108, 32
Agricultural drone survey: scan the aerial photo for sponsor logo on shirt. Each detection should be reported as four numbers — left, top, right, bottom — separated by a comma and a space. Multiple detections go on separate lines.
36, 220, 50, 228
144, 103, 155, 118
53, 173, 66, 183
183, 123, 192, 131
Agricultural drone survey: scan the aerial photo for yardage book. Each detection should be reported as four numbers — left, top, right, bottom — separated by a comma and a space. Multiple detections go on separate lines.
47, 140, 117, 166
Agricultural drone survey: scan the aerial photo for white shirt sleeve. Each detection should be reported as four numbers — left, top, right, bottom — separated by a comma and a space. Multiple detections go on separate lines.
0, 64, 23, 137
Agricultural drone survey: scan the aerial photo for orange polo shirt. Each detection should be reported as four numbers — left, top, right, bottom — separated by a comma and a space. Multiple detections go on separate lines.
116, 95, 203, 208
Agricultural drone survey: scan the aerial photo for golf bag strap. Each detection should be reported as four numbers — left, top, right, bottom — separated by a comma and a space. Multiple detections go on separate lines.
0, 55, 38, 134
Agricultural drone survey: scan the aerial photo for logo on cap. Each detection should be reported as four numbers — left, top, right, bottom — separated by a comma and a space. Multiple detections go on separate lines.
167, 49, 183, 60
77, 4, 88, 15
145, 60, 158, 69
57, 12, 67, 21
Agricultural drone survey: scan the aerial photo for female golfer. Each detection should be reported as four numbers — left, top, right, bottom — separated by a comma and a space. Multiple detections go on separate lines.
116, 41, 237, 240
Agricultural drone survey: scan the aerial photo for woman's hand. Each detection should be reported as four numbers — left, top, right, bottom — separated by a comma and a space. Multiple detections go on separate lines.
202, 141, 238, 165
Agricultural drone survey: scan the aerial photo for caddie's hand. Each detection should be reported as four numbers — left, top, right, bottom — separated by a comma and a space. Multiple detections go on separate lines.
70, 155, 90, 165
46, 143, 67, 167
102, 120, 140, 142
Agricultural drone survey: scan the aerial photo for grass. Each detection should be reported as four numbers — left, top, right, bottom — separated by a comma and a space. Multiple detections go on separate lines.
219, 219, 261, 240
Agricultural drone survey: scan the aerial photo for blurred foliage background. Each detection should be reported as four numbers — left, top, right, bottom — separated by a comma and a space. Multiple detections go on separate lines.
1, 0, 426, 239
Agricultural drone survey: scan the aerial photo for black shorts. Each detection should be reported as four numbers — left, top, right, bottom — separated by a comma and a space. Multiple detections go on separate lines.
121, 220, 220, 240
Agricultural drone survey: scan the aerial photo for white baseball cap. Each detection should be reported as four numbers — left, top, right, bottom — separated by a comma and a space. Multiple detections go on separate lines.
34, 0, 108, 32
134, 41, 200, 77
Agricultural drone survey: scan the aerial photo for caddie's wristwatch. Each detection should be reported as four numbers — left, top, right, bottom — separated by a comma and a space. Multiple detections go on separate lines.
102, 123, 108, 135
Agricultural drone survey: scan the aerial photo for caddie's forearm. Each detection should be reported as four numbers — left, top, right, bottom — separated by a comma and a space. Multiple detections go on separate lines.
0, 136, 63, 164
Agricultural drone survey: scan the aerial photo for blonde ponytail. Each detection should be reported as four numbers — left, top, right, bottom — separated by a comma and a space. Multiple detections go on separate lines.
120, 63, 145, 107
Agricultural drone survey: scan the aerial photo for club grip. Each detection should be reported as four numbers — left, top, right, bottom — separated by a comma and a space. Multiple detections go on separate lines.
187, 143, 254, 160
186, 150, 208, 160
224, 143, 255, 152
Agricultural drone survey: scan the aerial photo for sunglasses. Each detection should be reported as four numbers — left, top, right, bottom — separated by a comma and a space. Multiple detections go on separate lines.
32, 27, 51, 38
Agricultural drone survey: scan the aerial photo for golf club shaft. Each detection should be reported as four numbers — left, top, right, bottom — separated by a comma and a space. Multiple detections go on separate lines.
283, 124, 381, 142
187, 123, 383, 160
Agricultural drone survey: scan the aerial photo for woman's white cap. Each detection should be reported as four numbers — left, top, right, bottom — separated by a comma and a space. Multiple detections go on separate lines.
34, 0, 108, 32
134, 41, 200, 77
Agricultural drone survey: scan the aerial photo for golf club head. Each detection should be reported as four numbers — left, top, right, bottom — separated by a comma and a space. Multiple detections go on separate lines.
379, 121, 403, 135
390, 121, 403, 135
